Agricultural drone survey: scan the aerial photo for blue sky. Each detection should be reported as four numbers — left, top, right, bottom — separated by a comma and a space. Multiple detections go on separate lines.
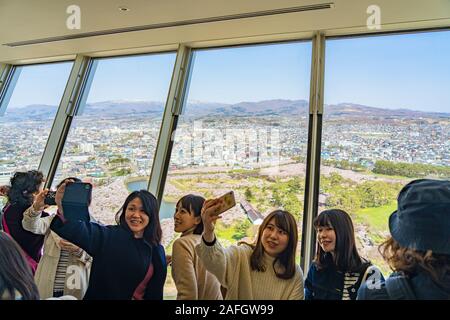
325, 31, 450, 112
6, 30, 450, 113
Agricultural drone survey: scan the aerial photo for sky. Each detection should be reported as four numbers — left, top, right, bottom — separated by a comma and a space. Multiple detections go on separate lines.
5, 30, 450, 113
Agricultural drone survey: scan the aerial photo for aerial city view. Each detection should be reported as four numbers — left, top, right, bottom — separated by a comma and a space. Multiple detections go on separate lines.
1, 32, 449, 298
1, 99, 449, 298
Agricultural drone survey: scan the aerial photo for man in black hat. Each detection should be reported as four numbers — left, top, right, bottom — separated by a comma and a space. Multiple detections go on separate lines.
357, 179, 450, 300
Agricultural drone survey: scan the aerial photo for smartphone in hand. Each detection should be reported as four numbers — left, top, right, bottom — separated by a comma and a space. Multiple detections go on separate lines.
44, 191, 57, 206
62, 182, 92, 222
210, 191, 236, 216
62, 182, 92, 207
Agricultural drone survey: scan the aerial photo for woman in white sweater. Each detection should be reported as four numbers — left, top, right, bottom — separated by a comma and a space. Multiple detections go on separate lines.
195, 199, 304, 300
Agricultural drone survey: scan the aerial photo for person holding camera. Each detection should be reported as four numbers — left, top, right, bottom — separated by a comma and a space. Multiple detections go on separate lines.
196, 200, 304, 300
1, 170, 46, 275
50, 183, 167, 300
22, 177, 92, 299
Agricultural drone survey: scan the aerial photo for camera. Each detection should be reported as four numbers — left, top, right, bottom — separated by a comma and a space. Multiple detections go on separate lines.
44, 191, 57, 206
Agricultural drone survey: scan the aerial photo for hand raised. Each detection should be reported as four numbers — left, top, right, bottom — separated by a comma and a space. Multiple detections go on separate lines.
32, 189, 48, 212
55, 179, 76, 212
201, 199, 223, 242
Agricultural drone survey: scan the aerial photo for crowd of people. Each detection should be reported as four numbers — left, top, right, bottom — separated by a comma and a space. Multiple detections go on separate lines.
0, 170, 449, 300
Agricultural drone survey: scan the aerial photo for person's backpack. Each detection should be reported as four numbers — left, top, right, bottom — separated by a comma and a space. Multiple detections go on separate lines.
385, 273, 417, 300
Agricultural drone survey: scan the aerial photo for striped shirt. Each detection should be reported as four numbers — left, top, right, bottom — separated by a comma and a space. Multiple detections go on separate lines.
342, 272, 361, 300
54, 249, 70, 292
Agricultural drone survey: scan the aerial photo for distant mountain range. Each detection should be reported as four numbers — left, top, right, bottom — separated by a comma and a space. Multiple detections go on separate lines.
3, 100, 449, 120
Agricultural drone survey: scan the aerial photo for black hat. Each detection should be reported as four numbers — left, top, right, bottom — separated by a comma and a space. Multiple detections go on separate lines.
389, 179, 450, 255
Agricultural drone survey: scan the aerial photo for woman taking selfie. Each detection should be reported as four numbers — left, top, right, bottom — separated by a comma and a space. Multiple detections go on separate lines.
196, 198, 303, 300
50, 182, 166, 300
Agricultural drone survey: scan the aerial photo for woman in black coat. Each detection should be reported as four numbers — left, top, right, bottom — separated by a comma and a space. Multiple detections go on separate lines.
50, 183, 166, 300
1, 170, 47, 274
305, 209, 383, 300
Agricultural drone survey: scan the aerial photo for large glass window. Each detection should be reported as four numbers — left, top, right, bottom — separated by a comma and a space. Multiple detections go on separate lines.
321, 31, 450, 274
0, 62, 72, 205
161, 42, 311, 298
53, 53, 175, 228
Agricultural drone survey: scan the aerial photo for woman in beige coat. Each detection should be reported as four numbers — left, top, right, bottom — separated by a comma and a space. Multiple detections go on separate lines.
22, 178, 91, 299
171, 194, 222, 300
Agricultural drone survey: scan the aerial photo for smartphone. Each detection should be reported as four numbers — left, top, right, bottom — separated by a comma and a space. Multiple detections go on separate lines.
61, 182, 92, 222
210, 191, 236, 216
44, 191, 57, 206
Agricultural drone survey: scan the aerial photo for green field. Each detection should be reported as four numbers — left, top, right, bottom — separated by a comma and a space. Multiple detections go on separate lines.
354, 202, 397, 232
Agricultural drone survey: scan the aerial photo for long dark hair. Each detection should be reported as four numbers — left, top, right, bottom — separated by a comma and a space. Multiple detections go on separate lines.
313, 209, 368, 272
115, 190, 161, 246
7, 170, 44, 207
0, 232, 40, 300
245, 210, 298, 279
176, 194, 205, 235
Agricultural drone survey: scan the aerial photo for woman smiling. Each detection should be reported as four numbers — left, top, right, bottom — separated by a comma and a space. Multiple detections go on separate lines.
171, 194, 222, 300
50, 185, 166, 300
196, 200, 303, 300
304, 209, 383, 300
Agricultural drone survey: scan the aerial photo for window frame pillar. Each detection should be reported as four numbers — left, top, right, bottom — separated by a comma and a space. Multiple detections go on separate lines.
148, 45, 194, 203
38, 55, 96, 187
301, 32, 325, 273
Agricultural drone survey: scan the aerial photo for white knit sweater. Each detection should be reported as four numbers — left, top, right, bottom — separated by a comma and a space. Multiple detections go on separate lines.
195, 238, 304, 300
